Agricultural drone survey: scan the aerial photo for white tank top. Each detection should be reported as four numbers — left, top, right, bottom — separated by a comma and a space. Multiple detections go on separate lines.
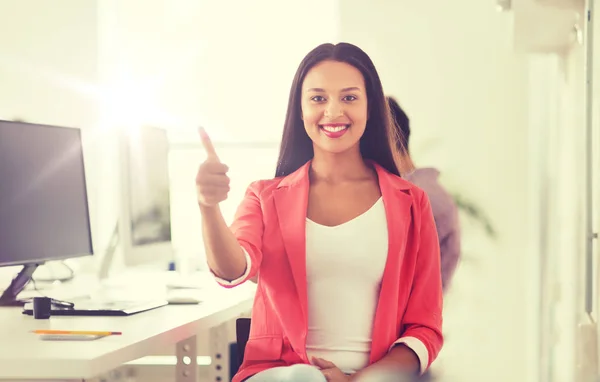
305, 197, 388, 374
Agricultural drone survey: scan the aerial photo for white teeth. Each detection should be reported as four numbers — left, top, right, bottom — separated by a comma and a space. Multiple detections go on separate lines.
321, 125, 348, 132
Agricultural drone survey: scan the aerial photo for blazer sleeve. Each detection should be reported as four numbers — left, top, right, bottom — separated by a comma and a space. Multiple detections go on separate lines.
391, 191, 444, 373
212, 181, 265, 288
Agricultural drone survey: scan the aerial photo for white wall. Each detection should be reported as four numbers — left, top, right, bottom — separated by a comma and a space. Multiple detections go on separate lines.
337, 1, 531, 380
0, 0, 99, 127
559, 42, 587, 382
524, 3, 592, 381
0, 0, 104, 279
527, 51, 584, 382
546, 9, 594, 381
96, 0, 340, 142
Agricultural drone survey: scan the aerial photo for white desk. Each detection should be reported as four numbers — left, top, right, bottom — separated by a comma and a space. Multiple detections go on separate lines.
0, 282, 256, 381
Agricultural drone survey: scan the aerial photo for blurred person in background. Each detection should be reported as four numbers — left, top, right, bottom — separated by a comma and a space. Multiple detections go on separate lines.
387, 96, 461, 293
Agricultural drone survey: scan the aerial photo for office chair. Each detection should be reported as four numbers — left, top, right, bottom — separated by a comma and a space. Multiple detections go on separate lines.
236, 318, 252, 367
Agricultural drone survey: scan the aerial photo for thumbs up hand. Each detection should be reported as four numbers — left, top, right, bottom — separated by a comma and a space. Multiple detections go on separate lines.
196, 127, 231, 207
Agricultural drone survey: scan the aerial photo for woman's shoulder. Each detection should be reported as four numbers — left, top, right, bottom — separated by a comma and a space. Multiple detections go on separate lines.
377, 167, 431, 208
246, 162, 311, 197
244, 177, 287, 198
373, 162, 425, 196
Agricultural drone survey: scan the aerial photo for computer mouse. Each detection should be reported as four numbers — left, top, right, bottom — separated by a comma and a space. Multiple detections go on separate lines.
166, 294, 202, 305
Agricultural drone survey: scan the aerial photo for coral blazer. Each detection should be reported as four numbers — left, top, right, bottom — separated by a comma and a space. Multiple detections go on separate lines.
214, 161, 443, 382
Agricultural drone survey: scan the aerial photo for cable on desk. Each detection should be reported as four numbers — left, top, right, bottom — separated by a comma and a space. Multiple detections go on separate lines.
32, 261, 75, 283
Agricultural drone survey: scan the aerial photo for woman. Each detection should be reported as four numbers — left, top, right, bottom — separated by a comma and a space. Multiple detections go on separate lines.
196, 43, 443, 382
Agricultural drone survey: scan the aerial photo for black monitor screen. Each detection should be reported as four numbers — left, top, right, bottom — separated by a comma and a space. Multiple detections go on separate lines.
0, 121, 93, 267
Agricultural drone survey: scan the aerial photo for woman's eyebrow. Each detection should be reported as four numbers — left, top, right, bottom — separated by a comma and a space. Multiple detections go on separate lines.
305, 86, 362, 92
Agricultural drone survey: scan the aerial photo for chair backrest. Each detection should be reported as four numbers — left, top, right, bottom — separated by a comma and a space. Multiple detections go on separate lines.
235, 318, 251, 366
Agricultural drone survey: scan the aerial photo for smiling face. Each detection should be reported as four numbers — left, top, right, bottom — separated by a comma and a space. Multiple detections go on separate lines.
301, 60, 368, 155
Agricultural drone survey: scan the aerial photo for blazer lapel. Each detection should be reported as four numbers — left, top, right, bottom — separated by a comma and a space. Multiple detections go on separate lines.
369, 164, 414, 363
273, 162, 311, 328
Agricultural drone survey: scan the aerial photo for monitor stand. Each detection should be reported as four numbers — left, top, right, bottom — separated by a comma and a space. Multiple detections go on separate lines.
0, 263, 39, 307
97, 221, 119, 281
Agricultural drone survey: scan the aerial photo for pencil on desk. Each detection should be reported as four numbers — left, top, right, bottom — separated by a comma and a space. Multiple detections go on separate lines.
31, 330, 122, 336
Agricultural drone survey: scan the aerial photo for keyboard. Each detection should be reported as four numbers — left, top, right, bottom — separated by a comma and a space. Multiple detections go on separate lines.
22, 298, 168, 316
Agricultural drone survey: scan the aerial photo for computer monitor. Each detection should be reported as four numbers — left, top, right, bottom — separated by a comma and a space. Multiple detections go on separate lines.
118, 126, 173, 267
0, 120, 93, 306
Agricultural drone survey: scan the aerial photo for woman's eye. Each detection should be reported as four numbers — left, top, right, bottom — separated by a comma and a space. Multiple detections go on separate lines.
343, 95, 357, 102
311, 96, 326, 102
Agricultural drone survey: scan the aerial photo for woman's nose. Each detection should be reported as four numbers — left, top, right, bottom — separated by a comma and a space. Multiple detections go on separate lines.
324, 101, 343, 118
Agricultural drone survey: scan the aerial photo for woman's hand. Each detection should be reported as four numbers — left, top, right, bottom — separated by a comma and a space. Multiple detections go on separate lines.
312, 357, 351, 382
196, 127, 230, 208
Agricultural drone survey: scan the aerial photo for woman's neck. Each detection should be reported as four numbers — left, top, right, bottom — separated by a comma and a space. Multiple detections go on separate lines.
310, 147, 373, 184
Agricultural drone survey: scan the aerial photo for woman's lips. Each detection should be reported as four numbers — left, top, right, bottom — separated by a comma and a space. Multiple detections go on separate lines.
319, 124, 349, 139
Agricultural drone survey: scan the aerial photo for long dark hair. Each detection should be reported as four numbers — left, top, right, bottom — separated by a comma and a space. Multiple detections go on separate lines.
387, 96, 410, 154
274, 42, 405, 178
